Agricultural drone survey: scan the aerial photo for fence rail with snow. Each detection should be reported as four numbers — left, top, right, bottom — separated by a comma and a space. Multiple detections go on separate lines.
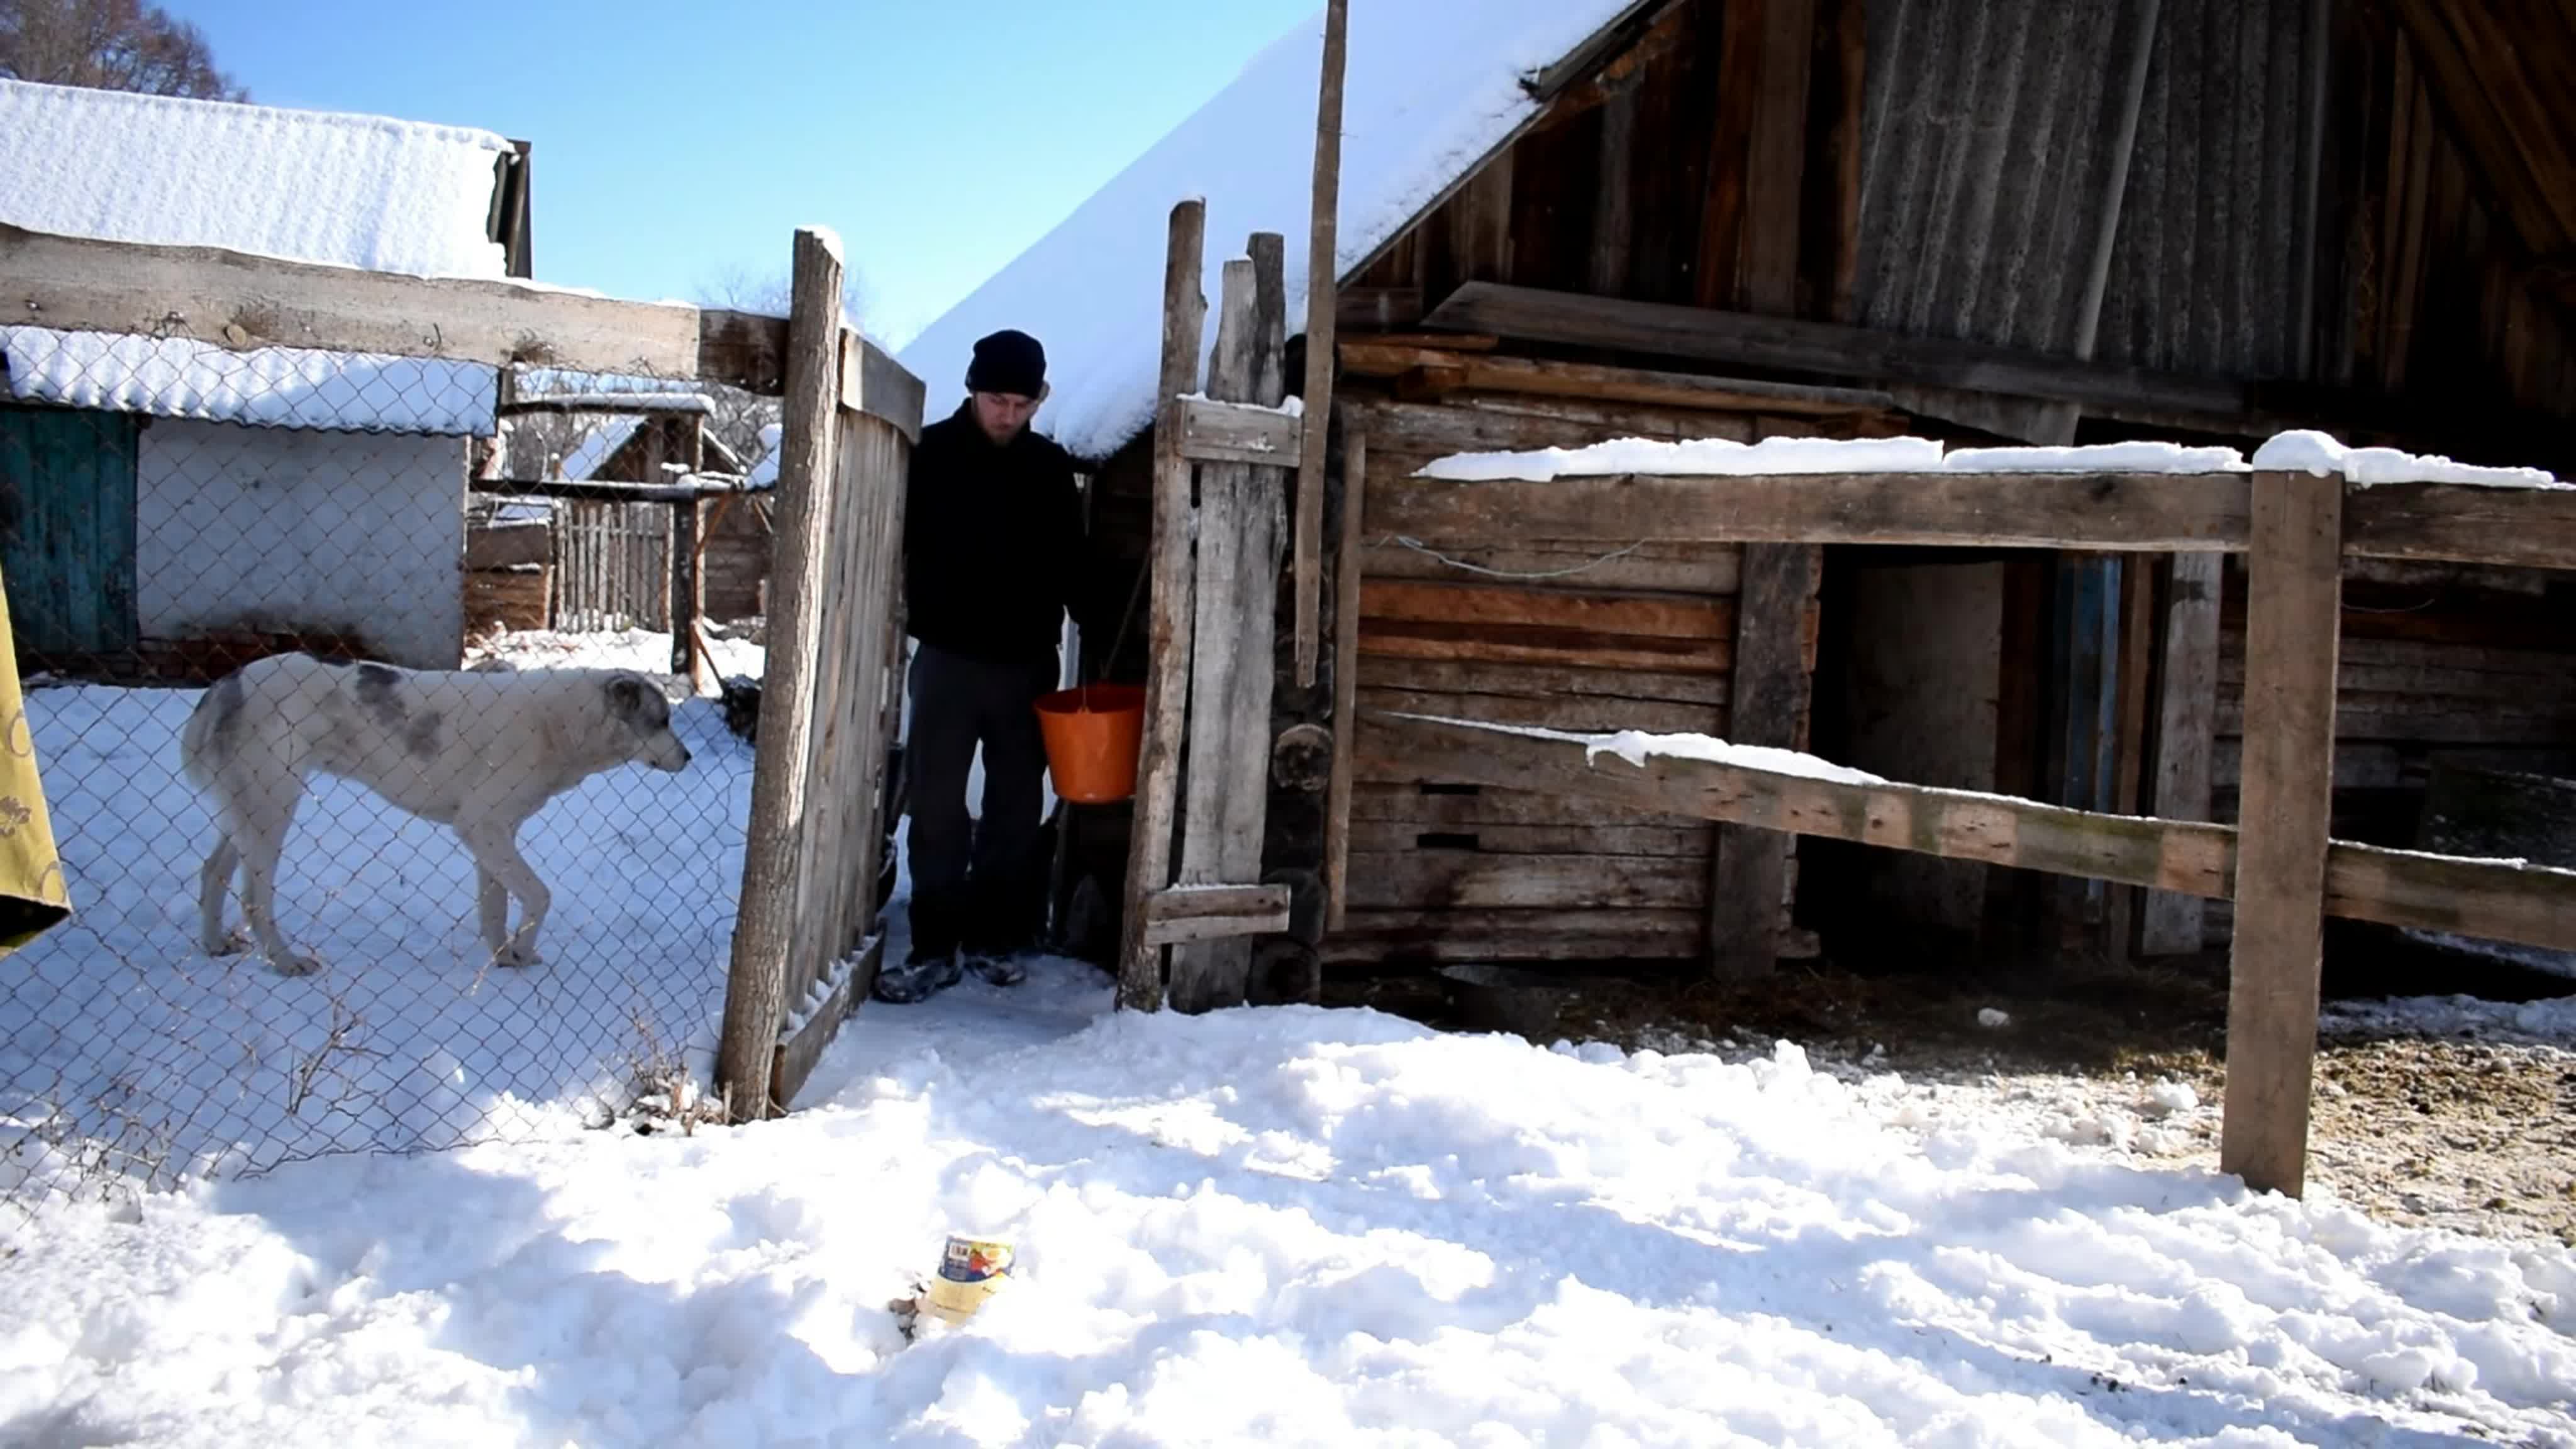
0, 221, 920, 1209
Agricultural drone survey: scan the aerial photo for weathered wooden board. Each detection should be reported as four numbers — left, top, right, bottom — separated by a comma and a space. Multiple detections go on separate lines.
1368, 470, 2254, 553
1355, 686, 1721, 736
1141, 884, 1294, 945
1348, 780, 1704, 827
1354, 655, 1733, 707
1341, 851, 1709, 911
1358, 536, 1745, 594
1347, 821, 1713, 858
2222, 469, 2345, 1200
1336, 341, 1899, 418
1357, 711, 2576, 955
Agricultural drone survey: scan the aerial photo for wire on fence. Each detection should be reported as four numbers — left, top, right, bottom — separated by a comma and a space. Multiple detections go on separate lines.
0, 325, 787, 1211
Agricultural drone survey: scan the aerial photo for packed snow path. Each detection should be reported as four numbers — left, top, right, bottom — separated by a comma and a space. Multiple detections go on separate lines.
8, 954, 2574, 1446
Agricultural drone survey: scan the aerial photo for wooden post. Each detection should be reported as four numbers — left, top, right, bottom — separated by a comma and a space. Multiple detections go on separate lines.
2106, 553, 2157, 956
669, 494, 701, 679
2143, 552, 2223, 953
716, 228, 843, 1118
1116, 199, 1208, 1013
1293, 0, 1348, 689
2221, 469, 2344, 1198
1169, 243, 1285, 1012
1324, 413, 1367, 931
1707, 541, 1817, 976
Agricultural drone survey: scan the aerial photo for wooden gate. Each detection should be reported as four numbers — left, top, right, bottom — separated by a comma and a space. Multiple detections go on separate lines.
714, 228, 926, 1118
551, 499, 670, 632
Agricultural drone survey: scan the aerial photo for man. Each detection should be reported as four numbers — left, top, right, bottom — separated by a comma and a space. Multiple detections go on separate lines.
874, 328, 1094, 1004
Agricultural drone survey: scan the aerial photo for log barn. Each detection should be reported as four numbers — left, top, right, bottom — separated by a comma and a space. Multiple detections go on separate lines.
898, 0, 2576, 991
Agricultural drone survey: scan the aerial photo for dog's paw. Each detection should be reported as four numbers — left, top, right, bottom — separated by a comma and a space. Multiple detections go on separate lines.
270, 952, 325, 978
204, 926, 253, 957
495, 938, 543, 969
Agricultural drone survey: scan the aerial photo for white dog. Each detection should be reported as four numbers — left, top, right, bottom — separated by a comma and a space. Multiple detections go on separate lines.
179, 652, 692, 975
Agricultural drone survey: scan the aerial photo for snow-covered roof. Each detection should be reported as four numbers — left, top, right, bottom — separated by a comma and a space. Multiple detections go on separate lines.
0, 326, 495, 437
559, 417, 646, 481
896, 1, 1640, 462
0, 77, 513, 279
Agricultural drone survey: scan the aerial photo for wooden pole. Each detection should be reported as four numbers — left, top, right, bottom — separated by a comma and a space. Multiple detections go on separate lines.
715, 228, 843, 1119
1706, 541, 1817, 977
1116, 199, 1209, 1013
1294, 0, 1350, 689
2143, 552, 2223, 953
1323, 414, 1367, 931
2220, 469, 2345, 1198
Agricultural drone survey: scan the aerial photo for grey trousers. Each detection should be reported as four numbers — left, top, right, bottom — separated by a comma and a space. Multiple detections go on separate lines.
903, 641, 1055, 957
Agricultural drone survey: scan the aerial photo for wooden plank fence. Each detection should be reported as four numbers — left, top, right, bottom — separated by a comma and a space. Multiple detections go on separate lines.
1353, 460, 2576, 1200
713, 229, 922, 1117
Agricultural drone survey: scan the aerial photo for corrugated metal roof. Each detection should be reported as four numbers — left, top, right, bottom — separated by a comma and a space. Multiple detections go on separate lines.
1853, 0, 2314, 386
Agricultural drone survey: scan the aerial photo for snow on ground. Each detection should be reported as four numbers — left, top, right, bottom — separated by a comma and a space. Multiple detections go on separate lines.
2321, 992, 2576, 1046
7, 947, 2576, 1446
466, 625, 765, 686
0, 675, 755, 1197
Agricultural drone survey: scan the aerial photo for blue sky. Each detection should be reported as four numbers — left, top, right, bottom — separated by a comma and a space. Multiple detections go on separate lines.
169, 0, 1319, 348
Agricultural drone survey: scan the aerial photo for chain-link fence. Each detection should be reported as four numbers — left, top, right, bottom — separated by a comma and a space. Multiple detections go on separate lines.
0, 323, 772, 1209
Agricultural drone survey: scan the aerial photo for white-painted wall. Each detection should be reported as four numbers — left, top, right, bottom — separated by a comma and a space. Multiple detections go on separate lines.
136, 418, 465, 669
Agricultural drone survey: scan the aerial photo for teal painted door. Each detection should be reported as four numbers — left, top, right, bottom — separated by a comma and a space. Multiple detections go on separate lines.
0, 405, 139, 657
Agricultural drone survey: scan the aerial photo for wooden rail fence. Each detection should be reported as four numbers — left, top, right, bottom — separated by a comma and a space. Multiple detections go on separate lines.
1353, 457, 2576, 1200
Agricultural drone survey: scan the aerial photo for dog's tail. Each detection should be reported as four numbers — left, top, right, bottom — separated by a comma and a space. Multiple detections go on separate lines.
179, 669, 245, 792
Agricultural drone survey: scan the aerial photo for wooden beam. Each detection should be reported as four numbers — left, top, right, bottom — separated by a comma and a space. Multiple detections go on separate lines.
1142, 884, 1294, 945
838, 325, 926, 441
0, 220, 926, 408
470, 476, 721, 504
1337, 341, 1899, 416
1357, 711, 2576, 955
1587, 75, 1640, 297
1179, 394, 1305, 467
1325, 418, 1369, 931
716, 227, 843, 1121
2339, 481, 2576, 572
1521, 0, 1664, 99
1294, 0, 1350, 690
1741, 0, 1819, 316
1370, 470, 2253, 552
1369, 468, 2576, 573
1424, 280, 2250, 419
1117, 200, 1209, 1014
2221, 470, 2344, 1201
1707, 543, 1815, 977
1169, 242, 1288, 1013
2143, 553, 2224, 955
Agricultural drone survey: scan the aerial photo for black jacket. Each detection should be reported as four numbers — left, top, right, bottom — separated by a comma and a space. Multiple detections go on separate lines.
902, 401, 1096, 667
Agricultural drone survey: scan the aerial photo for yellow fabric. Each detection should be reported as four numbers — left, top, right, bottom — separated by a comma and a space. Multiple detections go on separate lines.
0, 566, 70, 955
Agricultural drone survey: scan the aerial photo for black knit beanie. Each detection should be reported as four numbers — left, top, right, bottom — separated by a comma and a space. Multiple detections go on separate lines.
965, 328, 1046, 397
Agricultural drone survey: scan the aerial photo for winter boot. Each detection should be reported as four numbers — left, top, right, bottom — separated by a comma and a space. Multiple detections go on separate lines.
872, 944, 963, 1004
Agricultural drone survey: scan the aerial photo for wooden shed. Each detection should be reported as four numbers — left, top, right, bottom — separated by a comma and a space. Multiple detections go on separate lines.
899, 0, 2576, 985
0, 78, 534, 677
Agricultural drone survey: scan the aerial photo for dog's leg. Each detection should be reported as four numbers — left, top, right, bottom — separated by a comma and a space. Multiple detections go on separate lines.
462, 823, 550, 968
476, 865, 510, 955
231, 774, 321, 977
197, 832, 249, 956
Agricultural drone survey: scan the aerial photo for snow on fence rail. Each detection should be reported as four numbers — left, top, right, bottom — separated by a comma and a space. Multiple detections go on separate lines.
0, 223, 919, 1209
1352, 433, 2576, 1201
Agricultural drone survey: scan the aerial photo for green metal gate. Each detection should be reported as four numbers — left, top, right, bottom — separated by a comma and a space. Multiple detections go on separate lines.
0, 404, 139, 658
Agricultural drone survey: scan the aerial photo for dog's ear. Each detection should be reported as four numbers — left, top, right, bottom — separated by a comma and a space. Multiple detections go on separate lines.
605, 674, 652, 721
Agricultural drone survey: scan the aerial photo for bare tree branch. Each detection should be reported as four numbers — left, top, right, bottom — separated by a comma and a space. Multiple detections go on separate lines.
1, 0, 249, 101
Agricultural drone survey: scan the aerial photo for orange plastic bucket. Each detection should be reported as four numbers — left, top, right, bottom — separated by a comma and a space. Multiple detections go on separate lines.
1035, 683, 1145, 803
